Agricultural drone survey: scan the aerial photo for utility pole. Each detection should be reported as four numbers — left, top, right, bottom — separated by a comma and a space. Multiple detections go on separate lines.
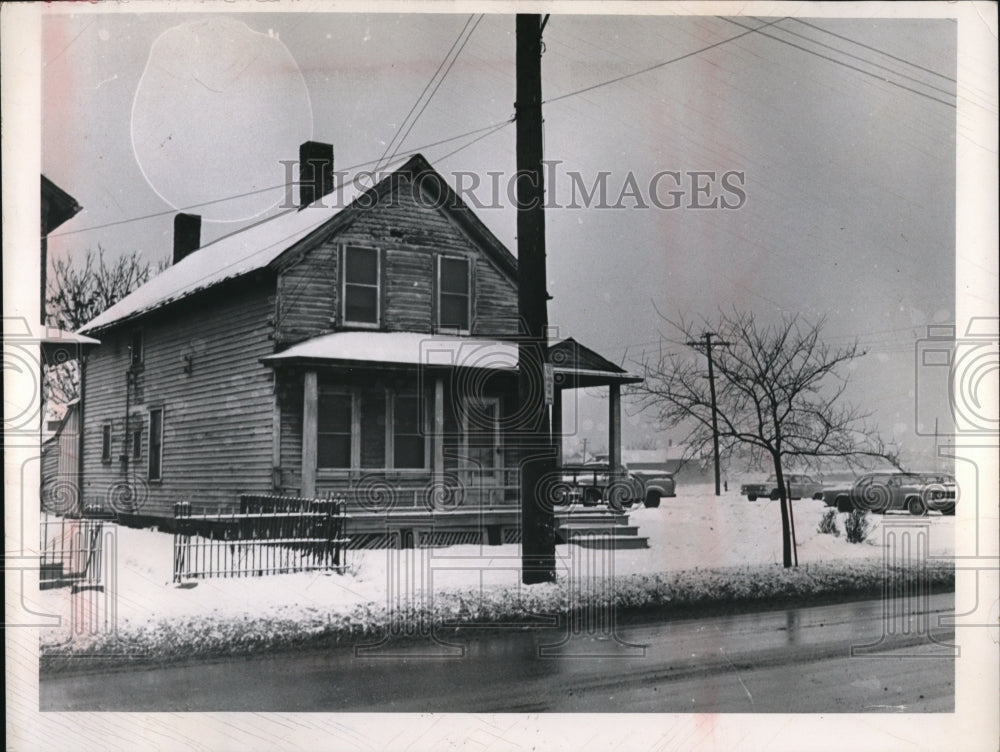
687, 332, 730, 496
516, 13, 556, 584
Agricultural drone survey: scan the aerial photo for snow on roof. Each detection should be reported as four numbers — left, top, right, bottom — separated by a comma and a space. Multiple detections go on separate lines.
42, 328, 101, 346
79, 179, 364, 334
262, 332, 644, 388
262, 331, 520, 370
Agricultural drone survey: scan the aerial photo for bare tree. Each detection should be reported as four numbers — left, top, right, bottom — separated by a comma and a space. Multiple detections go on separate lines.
630, 309, 896, 568
44, 246, 167, 405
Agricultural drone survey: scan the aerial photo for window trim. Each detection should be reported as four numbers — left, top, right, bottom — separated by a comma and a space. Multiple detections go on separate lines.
436, 254, 472, 333
147, 407, 164, 482
101, 422, 113, 464
341, 245, 381, 328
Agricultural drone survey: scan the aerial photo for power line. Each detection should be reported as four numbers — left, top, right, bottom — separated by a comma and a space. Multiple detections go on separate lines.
435, 117, 513, 162
543, 17, 789, 105
687, 332, 731, 496
48, 118, 514, 239
757, 17, 955, 98
374, 14, 481, 173
382, 15, 484, 170
789, 17, 956, 83
720, 17, 955, 109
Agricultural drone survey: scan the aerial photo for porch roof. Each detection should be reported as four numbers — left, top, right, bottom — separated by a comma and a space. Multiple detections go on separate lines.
261, 332, 643, 386
40, 328, 101, 365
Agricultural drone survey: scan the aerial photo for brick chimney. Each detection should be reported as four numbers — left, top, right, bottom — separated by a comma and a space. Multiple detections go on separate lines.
299, 141, 335, 208
173, 213, 202, 264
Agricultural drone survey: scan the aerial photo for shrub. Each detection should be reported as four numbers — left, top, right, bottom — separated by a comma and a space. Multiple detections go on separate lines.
817, 509, 840, 537
844, 509, 872, 543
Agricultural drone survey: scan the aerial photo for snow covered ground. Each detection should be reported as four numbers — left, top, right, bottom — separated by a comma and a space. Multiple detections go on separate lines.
35, 483, 954, 652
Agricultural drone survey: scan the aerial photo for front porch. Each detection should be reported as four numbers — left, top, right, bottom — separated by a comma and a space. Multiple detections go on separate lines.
260, 332, 644, 545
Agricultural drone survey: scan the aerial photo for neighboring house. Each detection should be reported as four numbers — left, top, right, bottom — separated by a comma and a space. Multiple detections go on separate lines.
40, 176, 97, 512
41, 175, 83, 323
40, 401, 81, 513
77, 145, 639, 541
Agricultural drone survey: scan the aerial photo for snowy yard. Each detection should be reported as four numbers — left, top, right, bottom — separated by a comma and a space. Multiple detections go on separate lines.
35, 483, 955, 658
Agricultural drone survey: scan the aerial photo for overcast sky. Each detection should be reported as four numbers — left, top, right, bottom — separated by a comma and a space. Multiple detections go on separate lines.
41, 9, 959, 467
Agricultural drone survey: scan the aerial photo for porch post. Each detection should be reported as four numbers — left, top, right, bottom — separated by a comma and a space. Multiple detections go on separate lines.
271, 375, 282, 490
552, 388, 562, 467
301, 370, 318, 498
608, 382, 621, 479
433, 375, 445, 481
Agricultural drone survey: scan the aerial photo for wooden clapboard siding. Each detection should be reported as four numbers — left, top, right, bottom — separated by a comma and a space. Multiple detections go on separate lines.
473, 260, 519, 337
383, 248, 433, 332
277, 375, 304, 495
275, 173, 518, 344
81, 278, 276, 518
274, 239, 338, 345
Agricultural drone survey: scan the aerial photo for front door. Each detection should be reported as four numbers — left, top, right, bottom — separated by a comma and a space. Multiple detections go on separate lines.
461, 397, 502, 505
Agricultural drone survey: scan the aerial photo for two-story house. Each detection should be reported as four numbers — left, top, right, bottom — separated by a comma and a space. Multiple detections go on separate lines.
76, 146, 639, 544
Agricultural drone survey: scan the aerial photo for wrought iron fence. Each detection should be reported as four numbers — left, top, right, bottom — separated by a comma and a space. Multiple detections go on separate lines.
172, 495, 348, 583
40, 510, 111, 590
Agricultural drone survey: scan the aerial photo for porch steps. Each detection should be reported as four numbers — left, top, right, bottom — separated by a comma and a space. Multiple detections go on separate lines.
554, 511, 650, 549
558, 522, 641, 537
554, 509, 629, 525
569, 534, 650, 550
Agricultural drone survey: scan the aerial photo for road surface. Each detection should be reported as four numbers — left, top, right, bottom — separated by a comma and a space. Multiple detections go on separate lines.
41, 593, 955, 712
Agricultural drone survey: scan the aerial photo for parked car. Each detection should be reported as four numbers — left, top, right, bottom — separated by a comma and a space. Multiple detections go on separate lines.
741, 473, 823, 501
556, 461, 675, 509
815, 471, 956, 515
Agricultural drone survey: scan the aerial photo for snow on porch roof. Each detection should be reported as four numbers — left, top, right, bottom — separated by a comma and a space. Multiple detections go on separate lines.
261, 331, 643, 383
262, 332, 520, 370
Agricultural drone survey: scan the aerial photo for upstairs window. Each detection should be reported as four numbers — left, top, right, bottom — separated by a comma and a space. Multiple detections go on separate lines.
438, 256, 470, 332
129, 329, 143, 368
343, 246, 380, 326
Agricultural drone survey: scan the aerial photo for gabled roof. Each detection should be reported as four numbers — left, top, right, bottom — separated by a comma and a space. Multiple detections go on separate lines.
548, 337, 642, 386
79, 154, 518, 334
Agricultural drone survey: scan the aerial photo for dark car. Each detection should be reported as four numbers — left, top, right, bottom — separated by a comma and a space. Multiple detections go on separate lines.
557, 461, 675, 509
815, 471, 956, 515
741, 473, 823, 501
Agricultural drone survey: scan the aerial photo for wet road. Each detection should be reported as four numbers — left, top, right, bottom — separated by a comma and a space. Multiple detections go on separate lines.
41, 593, 955, 712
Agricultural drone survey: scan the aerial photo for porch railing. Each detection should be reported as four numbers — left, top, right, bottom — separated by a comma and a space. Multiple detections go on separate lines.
172, 495, 348, 583
336, 467, 523, 512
